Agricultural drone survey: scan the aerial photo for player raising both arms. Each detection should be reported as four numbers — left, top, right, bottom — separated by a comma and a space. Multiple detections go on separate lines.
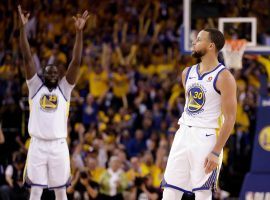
18, 5, 89, 200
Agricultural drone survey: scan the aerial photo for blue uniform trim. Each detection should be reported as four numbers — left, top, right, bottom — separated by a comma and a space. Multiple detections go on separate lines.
24, 176, 48, 188
213, 68, 227, 94
58, 85, 67, 101
192, 170, 217, 192
185, 66, 192, 85
48, 183, 70, 190
193, 187, 210, 191
196, 63, 222, 80
31, 84, 44, 99
160, 179, 193, 195
29, 183, 48, 188
48, 177, 71, 190
37, 74, 43, 82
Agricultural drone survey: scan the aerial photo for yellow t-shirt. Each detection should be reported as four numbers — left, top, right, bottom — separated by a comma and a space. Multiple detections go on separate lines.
140, 163, 152, 177
0, 64, 17, 79
168, 84, 184, 108
236, 103, 250, 129
112, 73, 129, 98
57, 52, 67, 64
248, 76, 260, 89
52, 19, 63, 36
257, 56, 270, 81
43, 50, 67, 64
76, 65, 89, 89
125, 169, 142, 183
89, 167, 106, 183
236, 79, 246, 92
138, 64, 156, 77
151, 166, 164, 188
156, 63, 174, 79
140, 163, 161, 187
88, 70, 109, 97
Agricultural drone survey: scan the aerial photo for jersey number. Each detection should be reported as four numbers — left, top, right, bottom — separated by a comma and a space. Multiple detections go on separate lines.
193, 92, 203, 99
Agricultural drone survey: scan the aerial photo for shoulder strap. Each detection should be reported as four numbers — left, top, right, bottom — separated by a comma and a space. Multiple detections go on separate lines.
213, 66, 227, 94
184, 65, 194, 85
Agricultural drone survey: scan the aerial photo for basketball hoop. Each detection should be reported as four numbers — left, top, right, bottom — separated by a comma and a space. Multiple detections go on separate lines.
222, 39, 247, 69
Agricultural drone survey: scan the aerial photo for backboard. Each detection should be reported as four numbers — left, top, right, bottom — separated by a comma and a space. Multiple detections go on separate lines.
181, 0, 270, 55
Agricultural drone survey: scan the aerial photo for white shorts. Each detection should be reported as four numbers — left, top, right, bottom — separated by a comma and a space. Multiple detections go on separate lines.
24, 137, 71, 189
162, 124, 222, 193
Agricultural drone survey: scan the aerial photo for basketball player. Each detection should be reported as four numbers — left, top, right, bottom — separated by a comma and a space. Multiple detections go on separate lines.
18, 5, 89, 200
162, 28, 237, 200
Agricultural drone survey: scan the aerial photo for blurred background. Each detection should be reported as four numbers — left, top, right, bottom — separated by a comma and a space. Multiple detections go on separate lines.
0, 0, 270, 199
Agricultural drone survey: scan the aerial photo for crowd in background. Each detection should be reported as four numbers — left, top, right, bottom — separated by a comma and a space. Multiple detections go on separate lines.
0, 0, 270, 199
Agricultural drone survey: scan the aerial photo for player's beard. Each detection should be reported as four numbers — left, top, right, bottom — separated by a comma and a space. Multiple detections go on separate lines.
44, 78, 58, 90
192, 49, 207, 59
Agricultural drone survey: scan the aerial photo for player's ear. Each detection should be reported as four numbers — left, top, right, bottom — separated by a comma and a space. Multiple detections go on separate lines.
209, 42, 215, 51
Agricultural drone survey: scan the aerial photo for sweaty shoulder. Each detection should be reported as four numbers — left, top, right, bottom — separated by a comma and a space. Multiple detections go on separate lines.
216, 69, 236, 94
58, 76, 75, 101
26, 73, 43, 99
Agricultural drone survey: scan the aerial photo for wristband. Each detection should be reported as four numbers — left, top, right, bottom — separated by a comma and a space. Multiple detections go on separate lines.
211, 151, 220, 157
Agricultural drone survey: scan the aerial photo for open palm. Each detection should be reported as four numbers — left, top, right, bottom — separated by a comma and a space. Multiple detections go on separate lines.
18, 5, 29, 26
73, 11, 89, 31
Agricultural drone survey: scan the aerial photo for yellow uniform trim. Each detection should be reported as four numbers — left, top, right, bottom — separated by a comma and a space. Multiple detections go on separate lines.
66, 102, 70, 117
23, 138, 31, 184
29, 100, 32, 112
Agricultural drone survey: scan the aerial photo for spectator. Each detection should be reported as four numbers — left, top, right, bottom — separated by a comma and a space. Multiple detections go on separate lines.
67, 169, 99, 200
99, 156, 128, 200
0, 151, 28, 200
127, 129, 146, 157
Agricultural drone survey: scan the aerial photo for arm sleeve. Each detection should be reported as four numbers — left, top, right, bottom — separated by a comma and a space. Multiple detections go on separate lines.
26, 73, 43, 98
58, 76, 75, 101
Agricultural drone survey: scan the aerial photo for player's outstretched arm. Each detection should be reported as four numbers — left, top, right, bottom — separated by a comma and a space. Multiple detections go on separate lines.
66, 11, 89, 85
204, 70, 237, 174
18, 5, 36, 80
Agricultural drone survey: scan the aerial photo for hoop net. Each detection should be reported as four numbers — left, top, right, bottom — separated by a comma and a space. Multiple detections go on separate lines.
222, 39, 247, 69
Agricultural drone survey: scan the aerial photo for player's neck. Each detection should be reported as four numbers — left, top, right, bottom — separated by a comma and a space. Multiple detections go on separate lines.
44, 82, 57, 91
200, 54, 219, 72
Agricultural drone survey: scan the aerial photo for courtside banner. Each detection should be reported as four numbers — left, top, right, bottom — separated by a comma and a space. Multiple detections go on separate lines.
251, 96, 270, 173
240, 96, 270, 200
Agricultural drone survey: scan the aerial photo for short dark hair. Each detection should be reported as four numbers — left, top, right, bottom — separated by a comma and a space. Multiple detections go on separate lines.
44, 64, 58, 72
204, 28, 225, 52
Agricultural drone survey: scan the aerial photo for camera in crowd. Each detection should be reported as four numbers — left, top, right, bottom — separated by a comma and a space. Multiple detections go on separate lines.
134, 177, 147, 187
80, 171, 88, 179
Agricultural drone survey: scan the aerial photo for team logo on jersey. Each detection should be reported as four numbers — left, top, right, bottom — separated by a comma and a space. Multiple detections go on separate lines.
40, 94, 58, 112
259, 126, 270, 151
207, 77, 213, 82
187, 84, 206, 114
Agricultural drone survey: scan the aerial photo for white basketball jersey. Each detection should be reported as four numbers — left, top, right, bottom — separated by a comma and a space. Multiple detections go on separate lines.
178, 63, 226, 129
26, 74, 74, 140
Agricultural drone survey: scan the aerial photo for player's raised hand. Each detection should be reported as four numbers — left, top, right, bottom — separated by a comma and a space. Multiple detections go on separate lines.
73, 11, 89, 31
18, 5, 30, 26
